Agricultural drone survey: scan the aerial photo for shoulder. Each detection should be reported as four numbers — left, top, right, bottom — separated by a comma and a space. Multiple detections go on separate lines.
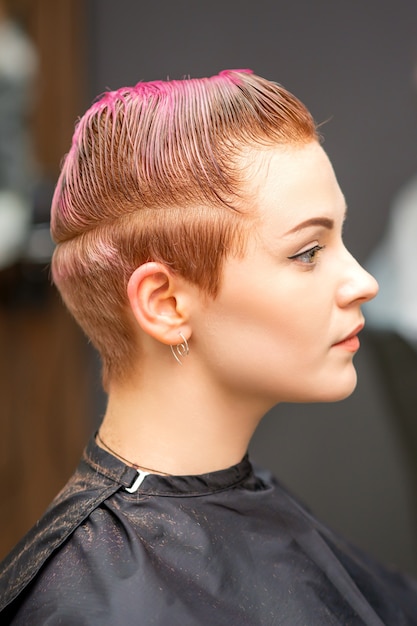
0, 452, 126, 618
2, 505, 140, 625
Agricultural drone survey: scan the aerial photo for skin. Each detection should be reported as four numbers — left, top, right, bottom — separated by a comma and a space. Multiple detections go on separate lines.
98, 141, 379, 475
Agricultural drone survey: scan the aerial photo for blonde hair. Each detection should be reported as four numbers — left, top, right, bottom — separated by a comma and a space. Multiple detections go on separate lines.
51, 69, 318, 389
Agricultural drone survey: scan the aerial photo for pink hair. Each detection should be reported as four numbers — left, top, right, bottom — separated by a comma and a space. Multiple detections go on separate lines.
51, 69, 318, 388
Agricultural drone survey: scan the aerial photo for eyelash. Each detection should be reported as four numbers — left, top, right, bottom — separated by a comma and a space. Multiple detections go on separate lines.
288, 244, 325, 265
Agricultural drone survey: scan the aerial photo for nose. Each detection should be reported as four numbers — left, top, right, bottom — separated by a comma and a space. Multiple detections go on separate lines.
336, 249, 379, 308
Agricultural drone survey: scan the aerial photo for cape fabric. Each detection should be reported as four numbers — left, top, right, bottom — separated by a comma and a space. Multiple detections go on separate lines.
1, 437, 416, 625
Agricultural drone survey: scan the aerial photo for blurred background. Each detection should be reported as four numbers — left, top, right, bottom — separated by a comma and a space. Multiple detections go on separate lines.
1, 0, 417, 576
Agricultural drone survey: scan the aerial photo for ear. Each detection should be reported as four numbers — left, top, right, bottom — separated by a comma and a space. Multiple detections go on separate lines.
127, 262, 192, 346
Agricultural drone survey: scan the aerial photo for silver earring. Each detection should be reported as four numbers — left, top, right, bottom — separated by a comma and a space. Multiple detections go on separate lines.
170, 332, 190, 365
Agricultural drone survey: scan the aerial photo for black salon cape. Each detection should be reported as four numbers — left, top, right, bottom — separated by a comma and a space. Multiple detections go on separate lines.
1, 438, 416, 625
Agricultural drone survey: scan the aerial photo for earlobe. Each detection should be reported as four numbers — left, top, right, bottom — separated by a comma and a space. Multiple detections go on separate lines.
127, 262, 191, 345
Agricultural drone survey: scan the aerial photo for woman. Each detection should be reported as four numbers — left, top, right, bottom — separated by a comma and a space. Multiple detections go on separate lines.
1, 69, 416, 624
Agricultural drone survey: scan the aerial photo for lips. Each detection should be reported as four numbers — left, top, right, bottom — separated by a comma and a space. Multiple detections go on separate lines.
332, 323, 364, 351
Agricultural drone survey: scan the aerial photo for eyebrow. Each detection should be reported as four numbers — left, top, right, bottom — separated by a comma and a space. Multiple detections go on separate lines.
283, 205, 348, 236
284, 217, 334, 236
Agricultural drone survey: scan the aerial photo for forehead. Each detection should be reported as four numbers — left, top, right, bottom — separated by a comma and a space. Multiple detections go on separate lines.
240, 142, 346, 235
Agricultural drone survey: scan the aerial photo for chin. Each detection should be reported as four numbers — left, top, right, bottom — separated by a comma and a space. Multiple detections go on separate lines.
295, 368, 358, 404
319, 371, 358, 403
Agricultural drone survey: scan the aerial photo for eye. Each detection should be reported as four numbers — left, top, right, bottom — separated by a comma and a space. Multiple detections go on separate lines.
288, 244, 325, 265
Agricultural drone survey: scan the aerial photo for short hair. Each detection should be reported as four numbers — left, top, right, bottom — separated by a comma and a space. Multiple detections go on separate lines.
51, 69, 318, 389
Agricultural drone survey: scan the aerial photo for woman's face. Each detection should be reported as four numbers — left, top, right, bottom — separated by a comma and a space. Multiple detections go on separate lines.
193, 142, 378, 409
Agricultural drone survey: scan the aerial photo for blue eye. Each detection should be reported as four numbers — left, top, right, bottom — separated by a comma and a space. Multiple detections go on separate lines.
288, 244, 325, 265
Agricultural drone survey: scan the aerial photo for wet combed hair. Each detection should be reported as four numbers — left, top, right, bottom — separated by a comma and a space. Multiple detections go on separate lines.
51, 69, 318, 389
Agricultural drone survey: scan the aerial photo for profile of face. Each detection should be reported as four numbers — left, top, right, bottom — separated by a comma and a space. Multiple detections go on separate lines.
192, 142, 378, 410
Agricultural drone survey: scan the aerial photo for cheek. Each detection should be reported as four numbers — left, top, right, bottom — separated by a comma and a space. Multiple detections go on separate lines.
200, 291, 316, 379
212, 269, 325, 347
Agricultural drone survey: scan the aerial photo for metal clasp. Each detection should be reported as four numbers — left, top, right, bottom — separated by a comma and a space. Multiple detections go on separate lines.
125, 469, 150, 493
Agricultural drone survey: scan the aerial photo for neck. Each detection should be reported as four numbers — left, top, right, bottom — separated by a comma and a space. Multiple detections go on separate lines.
98, 362, 268, 476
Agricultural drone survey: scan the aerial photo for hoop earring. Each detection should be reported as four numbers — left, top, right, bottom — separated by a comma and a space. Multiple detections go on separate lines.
170, 332, 190, 365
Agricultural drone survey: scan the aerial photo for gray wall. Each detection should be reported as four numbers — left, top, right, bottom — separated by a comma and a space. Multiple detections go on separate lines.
87, 0, 417, 575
